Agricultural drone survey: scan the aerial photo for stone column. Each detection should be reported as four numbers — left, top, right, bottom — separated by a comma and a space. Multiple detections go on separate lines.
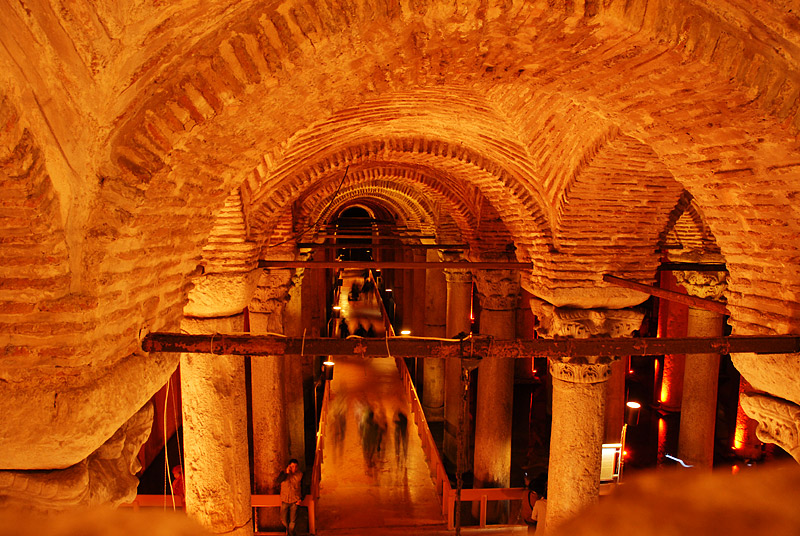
472, 270, 519, 522
248, 269, 294, 530
443, 268, 473, 466
181, 315, 253, 536
283, 269, 308, 465
675, 270, 727, 471
412, 250, 427, 337
423, 250, 447, 421
532, 301, 644, 529
657, 270, 689, 410
604, 359, 626, 443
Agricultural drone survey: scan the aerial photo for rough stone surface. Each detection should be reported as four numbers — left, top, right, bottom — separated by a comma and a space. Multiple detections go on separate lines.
552, 462, 800, 536
3, 0, 800, 513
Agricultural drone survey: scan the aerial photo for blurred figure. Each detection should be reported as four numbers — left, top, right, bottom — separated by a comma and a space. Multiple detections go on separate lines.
339, 318, 350, 338
331, 394, 348, 460
393, 410, 409, 469
366, 324, 376, 337
361, 408, 379, 475
354, 323, 367, 337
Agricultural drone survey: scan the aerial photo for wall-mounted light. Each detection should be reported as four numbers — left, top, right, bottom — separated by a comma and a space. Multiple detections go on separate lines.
333, 306, 341, 311
400, 329, 411, 336
322, 361, 335, 381
625, 401, 641, 427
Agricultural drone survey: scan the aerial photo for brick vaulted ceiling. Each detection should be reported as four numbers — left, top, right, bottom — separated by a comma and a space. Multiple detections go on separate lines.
2, 0, 800, 469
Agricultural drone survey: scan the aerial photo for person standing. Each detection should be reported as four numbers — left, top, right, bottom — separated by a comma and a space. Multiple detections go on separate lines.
276, 459, 303, 536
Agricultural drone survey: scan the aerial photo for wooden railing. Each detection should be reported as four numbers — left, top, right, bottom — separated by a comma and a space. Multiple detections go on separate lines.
395, 356, 451, 515
396, 356, 530, 532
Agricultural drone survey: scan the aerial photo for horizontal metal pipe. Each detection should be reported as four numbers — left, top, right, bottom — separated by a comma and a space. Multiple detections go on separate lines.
142, 333, 800, 358
259, 260, 532, 269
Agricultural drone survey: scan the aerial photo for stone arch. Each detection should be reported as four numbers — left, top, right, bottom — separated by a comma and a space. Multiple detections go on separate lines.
291, 167, 480, 246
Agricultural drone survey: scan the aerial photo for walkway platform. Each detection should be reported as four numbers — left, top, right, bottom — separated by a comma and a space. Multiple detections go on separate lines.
316, 356, 448, 535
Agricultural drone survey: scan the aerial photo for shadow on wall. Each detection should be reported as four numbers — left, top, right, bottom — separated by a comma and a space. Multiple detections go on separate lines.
552, 461, 800, 536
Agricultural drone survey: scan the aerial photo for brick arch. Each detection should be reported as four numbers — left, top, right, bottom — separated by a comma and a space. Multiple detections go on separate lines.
291, 166, 480, 246
92, 0, 800, 345
246, 138, 534, 258
302, 184, 434, 237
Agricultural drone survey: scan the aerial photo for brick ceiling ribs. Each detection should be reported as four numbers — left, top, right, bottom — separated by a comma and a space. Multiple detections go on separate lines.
4, 0, 800, 468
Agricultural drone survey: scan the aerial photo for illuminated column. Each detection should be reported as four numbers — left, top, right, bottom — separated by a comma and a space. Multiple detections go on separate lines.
181, 314, 253, 536
472, 269, 519, 523
676, 270, 726, 471
248, 269, 293, 530
532, 301, 643, 529
443, 268, 473, 466
657, 270, 689, 410
422, 250, 447, 421
733, 377, 762, 459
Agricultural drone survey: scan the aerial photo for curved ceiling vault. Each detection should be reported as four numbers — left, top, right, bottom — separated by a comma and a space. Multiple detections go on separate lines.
4, 0, 800, 470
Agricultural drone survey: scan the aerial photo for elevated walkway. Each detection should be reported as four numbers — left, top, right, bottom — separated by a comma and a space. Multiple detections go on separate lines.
316, 356, 447, 534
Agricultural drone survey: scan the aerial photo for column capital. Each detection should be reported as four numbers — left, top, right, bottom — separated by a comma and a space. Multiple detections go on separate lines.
741, 392, 800, 463
549, 359, 614, 384
474, 269, 520, 311
444, 268, 472, 284
530, 299, 645, 339
674, 270, 727, 301
249, 269, 294, 315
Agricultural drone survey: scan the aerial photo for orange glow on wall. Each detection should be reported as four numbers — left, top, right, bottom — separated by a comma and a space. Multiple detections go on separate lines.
660, 372, 670, 404
733, 413, 747, 450
656, 417, 668, 465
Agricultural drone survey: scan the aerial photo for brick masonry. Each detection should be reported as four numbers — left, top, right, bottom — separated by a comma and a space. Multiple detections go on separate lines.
2, 0, 800, 466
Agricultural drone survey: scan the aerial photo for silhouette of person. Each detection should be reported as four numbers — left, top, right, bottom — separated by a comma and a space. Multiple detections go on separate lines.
339, 318, 350, 338
354, 323, 367, 337
394, 410, 409, 468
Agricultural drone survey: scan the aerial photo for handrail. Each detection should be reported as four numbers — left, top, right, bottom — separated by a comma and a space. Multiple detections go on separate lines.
306, 366, 331, 534
395, 356, 452, 517
396, 357, 534, 531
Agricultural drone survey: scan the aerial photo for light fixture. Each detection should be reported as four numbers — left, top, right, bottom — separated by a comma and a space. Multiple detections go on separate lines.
333, 306, 341, 311
322, 361, 335, 381
400, 329, 411, 336
625, 401, 641, 426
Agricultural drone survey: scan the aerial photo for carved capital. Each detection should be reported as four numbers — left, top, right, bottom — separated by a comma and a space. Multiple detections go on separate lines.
530, 299, 645, 339
474, 270, 520, 311
444, 268, 472, 285
249, 268, 294, 315
741, 392, 800, 463
549, 358, 615, 384
674, 270, 727, 301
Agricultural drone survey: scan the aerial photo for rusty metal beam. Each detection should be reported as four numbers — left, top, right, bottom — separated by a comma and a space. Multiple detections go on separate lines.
296, 243, 469, 250
258, 260, 532, 270
141, 333, 800, 358
603, 274, 729, 315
